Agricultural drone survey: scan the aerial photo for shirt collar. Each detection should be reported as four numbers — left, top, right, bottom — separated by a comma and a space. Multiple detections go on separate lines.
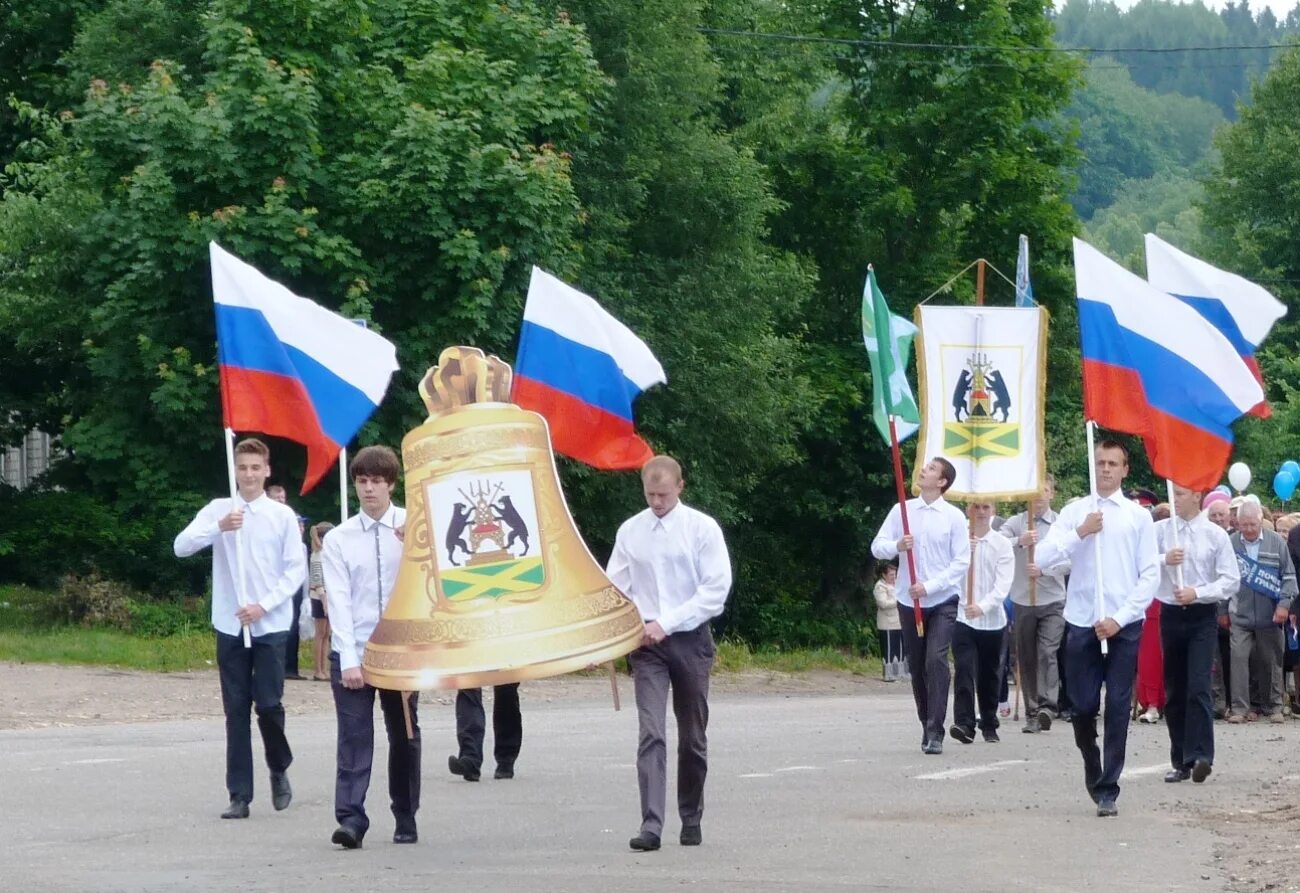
359, 505, 397, 531
652, 504, 683, 531
241, 493, 270, 513
916, 494, 947, 511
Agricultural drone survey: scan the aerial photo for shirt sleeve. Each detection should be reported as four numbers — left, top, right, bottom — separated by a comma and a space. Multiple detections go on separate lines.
657, 518, 733, 636
256, 512, 307, 612
606, 525, 633, 595
1035, 504, 1083, 571
1113, 510, 1160, 628
999, 514, 1023, 547
871, 504, 903, 561
922, 509, 971, 598
173, 500, 224, 558
980, 537, 1015, 615
1197, 527, 1241, 604
322, 531, 361, 671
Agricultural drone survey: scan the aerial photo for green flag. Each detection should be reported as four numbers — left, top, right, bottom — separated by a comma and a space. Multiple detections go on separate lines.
862, 267, 920, 444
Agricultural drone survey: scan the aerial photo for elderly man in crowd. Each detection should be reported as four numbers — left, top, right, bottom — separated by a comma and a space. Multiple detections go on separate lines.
1227, 500, 1297, 724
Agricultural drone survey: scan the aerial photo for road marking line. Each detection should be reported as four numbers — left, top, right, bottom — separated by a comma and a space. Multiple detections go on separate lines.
774, 765, 819, 772
1124, 763, 1171, 777
914, 759, 1030, 781
739, 772, 774, 778
67, 758, 125, 765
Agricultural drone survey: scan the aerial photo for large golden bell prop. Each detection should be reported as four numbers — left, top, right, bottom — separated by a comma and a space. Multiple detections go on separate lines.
362, 346, 644, 691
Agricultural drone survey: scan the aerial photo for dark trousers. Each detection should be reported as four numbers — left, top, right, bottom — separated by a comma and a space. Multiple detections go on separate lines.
1161, 603, 1217, 769
897, 597, 959, 743
330, 653, 421, 837
455, 684, 522, 772
215, 630, 292, 803
284, 592, 302, 676
953, 623, 1004, 733
1065, 620, 1141, 802
1057, 627, 1073, 716
997, 625, 1011, 704
629, 624, 714, 837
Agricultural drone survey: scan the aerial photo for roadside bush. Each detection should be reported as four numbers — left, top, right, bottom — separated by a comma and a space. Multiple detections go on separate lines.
127, 598, 205, 637
53, 573, 134, 629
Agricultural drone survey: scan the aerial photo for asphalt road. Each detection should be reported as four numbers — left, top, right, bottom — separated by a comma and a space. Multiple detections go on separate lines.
3, 683, 1286, 893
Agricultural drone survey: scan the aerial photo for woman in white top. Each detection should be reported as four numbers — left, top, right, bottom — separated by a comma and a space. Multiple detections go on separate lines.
872, 564, 904, 681
308, 521, 334, 682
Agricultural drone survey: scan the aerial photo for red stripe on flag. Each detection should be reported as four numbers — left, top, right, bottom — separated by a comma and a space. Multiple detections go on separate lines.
1244, 355, 1271, 419
1083, 359, 1232, 490
513, 376, 654, 470
220, 365, 341, 493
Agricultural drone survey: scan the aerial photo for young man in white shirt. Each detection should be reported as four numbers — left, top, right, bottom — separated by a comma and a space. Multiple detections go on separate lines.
871, 457, 970, 755
1156, 483, 1239, 784
951, 499, 1014, 744
321, 445, 420, 849
1036, 439, 1159, 817
173, 437, 306, 820
607, 455, 732, 853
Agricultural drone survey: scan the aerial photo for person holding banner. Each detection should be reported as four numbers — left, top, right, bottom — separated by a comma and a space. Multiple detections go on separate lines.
173, 437, 306, 819
1226, 501, 1297, 724
950, 500, 1014, 744
871, 457, 970, 755
1035, 440, 1158, 817
1155, 484, 1238, 783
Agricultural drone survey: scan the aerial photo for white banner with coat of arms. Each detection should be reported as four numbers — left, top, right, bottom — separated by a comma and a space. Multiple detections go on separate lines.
911, 306, 1048, 500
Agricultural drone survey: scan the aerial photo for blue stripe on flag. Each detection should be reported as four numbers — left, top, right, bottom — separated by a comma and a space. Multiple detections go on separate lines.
1077, 299, 1238, 439
215, 304, 380, 446
1169, 293, 1256, 355
514, 321, 642, 422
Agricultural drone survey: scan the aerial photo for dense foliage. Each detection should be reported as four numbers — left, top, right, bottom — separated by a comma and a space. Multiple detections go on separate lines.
3, 0, 1300, 648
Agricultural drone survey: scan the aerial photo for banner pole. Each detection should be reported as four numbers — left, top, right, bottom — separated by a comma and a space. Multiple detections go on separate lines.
1166, 479, 1185, 590
1085, 421, 1108, 657
889, 415, 925, 638
224, 427, 252, 649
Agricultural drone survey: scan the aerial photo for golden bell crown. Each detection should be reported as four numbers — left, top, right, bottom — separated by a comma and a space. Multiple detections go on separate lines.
362, 346, 644, 691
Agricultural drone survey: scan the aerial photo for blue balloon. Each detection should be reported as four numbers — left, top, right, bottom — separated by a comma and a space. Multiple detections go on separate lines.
1215, 485, 1232, 495
1284, 460, 1300, 485
1275, 470, 1298, 502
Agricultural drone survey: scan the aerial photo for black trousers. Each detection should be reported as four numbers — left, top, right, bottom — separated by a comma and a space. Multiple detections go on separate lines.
1161, 603, 1217, 769
953, 623, 1004, 733
897, 597, 959, 743
215, 630, 292, 803
284, 592, 302, 676
330, 653, 421, 837
1065, 620, 1142, 803
455, 684, 522, 771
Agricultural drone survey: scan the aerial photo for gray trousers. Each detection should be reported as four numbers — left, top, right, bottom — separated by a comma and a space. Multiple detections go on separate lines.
629, 624, 714, 837
1230, 624, 1284, 715
1013, 602, 1065, 717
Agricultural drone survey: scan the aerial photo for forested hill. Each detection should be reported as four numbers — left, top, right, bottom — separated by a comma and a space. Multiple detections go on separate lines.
1061, 0, 1300, 266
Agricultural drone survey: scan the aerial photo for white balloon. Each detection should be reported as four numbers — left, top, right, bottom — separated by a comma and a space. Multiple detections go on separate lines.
1228, 461, 1252, 492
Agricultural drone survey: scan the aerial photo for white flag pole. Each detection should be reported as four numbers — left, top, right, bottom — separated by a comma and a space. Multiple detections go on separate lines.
339, 446, 349, 524
1166, 479, 1185, 591
224, 427, 253, 649
1085, 421, 1108, 656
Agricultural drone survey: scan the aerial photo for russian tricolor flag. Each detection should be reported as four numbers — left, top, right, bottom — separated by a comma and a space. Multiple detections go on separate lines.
1144, 233, 1286, 419
209, 243, 399, 492
1073, 238, 1263, 490
513, 267, 665, 470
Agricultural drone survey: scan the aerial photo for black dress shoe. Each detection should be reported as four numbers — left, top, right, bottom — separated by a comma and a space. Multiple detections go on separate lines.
1036, 711, 1052, 732
950, 724, 975, 744
448, 755, 481, 782
494, 765, 514, 780
680, 825, 702, 846
1164, 768, 1191, 783
270, 771, 292, 811
982, 729, 1000, 743
1191, 758, 1212, 783
393, 830, 418, 844
221, 798, 249, 819
331, 826, 363, 849
923, 739, 944, 755
1096, 797, 1118, 817
629, 832, 661, 851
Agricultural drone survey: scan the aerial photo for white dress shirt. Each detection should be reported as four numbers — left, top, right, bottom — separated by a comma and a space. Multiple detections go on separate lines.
871, 495, 970, 609
322, 504, 407, 671
999, 508, 1069, 606
1154, 513, 1239, 606
173, 494, 306, 637
1035, 491, 1159, 628
606, 503, 732, 636
959, 530, 1013, 630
